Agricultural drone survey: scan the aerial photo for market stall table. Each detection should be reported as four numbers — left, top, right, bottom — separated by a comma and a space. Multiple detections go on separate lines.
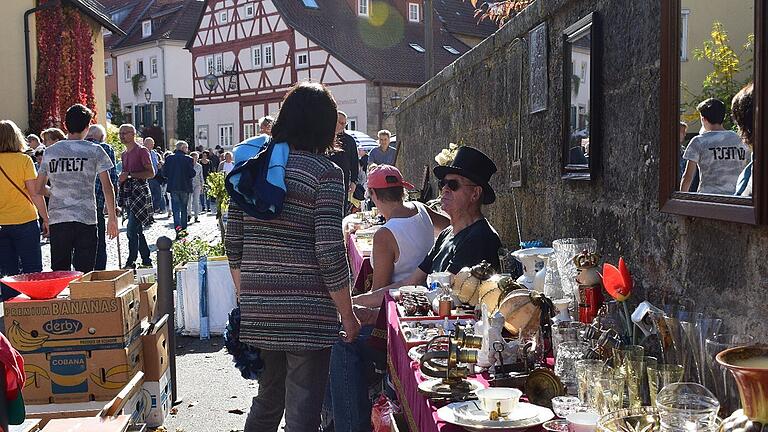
347, 233, 373, 294
385, 293, 551, 432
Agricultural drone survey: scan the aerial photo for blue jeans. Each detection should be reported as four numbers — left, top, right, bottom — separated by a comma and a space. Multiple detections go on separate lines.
148, 178, 165, 212
325, 325, 383, 432
170, 191, 190, 230
200, 190, 210, 211
126, 209, 151, 266
95, 204, 107, 270
0, 220, 42, 300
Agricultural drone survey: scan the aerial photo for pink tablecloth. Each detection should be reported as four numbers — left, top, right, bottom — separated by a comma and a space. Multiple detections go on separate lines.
386, 294, 490, 432
348, 234, 373, 294
348, 234, 366, 283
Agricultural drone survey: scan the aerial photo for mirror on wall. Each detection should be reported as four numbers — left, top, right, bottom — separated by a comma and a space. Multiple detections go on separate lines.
660, 0, 766, 224
562, 13, 600, 180
677, 1, 754, 197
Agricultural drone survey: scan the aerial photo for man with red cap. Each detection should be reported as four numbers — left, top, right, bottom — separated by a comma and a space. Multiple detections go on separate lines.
355, 145, 502, 308
324, 164, 449, 432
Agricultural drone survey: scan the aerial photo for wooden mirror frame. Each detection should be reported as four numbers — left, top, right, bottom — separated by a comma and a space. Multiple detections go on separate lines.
562, 12, 601, 181
659, 0, 768, 224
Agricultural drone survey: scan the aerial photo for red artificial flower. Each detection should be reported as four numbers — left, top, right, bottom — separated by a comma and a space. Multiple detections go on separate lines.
602, 257, 633, 302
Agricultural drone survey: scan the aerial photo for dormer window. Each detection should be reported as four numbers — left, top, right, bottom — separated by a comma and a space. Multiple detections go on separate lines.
142, 20, 151, 38
443, 45, 460, 55
409, 43, 425, 53
358, 0, 369, 16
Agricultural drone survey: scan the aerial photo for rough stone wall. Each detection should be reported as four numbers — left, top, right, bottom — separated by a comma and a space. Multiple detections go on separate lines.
395, 0, 768, 339
365, 83, 418, 137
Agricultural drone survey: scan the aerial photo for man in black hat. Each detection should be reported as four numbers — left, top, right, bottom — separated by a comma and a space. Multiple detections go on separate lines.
354, 145, 502, 308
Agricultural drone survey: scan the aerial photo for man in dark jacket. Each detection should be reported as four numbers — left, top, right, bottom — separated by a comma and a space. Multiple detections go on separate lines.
335, 111, 360, 213
162, 141, 196, 232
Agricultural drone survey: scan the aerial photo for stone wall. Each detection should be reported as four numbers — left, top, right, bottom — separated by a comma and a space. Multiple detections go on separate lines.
366, 83, 418, 137
395, 0, 768, 338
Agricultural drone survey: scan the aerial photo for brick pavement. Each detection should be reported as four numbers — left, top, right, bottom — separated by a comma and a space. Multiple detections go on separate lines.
40, 211, 222, 271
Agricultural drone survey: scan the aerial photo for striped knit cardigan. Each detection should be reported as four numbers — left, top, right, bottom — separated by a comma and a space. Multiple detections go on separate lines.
225, 151, 351, 351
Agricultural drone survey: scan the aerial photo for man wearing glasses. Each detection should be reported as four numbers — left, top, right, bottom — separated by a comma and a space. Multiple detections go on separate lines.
354, 146, 502, 308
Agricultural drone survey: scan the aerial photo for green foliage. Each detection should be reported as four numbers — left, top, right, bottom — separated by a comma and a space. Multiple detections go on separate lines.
206, 171, 229, 210
206, 171, 229, 239
172, 236, 225, 268
106, 123, 125, 160
109, 94, 126, 126
176, 98, 195, 145
132, 73, 145, 94
682, 22, 754, 129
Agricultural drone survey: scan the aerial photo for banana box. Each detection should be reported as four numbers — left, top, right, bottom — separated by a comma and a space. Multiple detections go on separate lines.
22, 337, 144, 405
142, 314, 169, 381
138, 283, 158, 324
142, 368, 172, 427
4, 285, 141, 354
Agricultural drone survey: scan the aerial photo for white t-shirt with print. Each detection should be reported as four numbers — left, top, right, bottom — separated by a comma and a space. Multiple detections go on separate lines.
682, 130, 749, 194
39, 139, 114, 225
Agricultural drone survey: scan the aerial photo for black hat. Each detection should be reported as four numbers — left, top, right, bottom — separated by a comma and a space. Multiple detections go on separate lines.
433, 146, 497, 204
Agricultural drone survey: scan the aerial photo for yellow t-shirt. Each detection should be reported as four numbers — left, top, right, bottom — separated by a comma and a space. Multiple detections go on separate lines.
0, 152, 38, 225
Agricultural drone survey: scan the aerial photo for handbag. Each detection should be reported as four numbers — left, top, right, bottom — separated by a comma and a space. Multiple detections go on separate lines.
0, 163, 34, 206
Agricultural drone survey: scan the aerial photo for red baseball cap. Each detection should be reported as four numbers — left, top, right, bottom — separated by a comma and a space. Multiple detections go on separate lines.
367, 165, 414, 189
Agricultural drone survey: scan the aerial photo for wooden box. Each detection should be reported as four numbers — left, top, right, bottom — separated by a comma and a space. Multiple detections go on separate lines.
69, 270, 134, 299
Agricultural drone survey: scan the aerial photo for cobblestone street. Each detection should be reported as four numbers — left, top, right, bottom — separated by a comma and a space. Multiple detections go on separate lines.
40, 210, 222, 271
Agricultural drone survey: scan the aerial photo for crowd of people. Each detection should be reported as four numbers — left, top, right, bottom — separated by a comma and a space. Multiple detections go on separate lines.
224, 82, 503, 432
1, 79, 756, 432
0, 105, 276, 300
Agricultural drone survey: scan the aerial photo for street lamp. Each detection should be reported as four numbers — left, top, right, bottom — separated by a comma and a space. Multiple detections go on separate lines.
384, 92, 402, 119
144, 88, 152, 103
390, 92, 402, 110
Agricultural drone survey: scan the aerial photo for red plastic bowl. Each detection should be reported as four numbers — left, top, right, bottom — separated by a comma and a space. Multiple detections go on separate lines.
1, 271, 83, 300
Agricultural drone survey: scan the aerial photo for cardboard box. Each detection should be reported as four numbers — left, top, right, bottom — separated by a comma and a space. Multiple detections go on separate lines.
22, 337, 144, 405
142, 368, 172, 427
40, 415, 131, 432
5, 286, 141, 354
137, 283, 158, 324
141, 315, 169, 381
69, 270, 133, 299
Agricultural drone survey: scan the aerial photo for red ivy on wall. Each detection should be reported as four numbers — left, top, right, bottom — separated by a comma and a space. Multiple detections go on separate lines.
30, 0, 97, 133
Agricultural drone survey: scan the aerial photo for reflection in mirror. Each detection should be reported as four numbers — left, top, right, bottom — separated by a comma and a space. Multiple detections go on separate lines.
677, 1, 754, 197
562, 13, 599, 180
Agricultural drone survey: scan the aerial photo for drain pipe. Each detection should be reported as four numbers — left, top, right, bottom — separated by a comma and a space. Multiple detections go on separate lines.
25, 0, 58, 124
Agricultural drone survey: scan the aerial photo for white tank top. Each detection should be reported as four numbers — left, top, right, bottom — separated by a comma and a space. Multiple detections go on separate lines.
371, 201, 435, 284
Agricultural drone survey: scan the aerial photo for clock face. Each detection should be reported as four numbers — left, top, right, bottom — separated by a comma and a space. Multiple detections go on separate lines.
203, 74, 218, 92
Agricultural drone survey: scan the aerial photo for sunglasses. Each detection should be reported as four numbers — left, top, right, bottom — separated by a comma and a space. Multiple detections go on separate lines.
438, 178, 478, 192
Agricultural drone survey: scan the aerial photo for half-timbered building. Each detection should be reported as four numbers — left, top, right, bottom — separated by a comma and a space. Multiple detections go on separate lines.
186, 0, 495, 147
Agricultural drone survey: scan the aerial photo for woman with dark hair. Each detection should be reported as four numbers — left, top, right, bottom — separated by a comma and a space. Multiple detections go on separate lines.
731, 82, 754, 197
225, 82, 360, 432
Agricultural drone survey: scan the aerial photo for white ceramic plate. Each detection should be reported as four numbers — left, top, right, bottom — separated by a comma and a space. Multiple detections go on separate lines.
437, 401, 554, 431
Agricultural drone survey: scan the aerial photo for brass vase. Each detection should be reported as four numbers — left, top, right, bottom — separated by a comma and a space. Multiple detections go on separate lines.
717, 344, 768, 432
